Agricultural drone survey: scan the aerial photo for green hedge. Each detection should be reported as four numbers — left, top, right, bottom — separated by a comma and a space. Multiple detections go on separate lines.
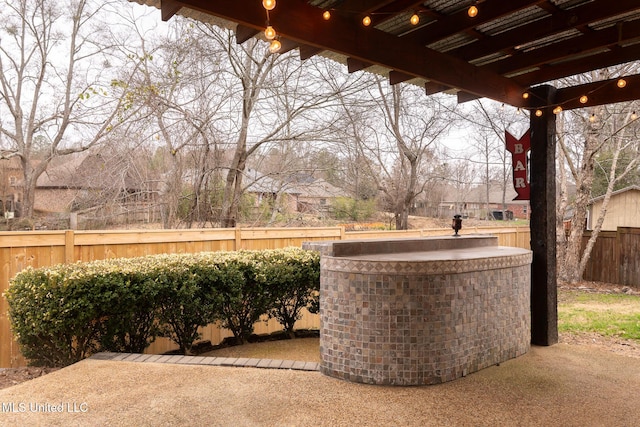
5, 248, 320, 367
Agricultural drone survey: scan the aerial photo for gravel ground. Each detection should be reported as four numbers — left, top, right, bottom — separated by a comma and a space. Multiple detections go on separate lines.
2, 281, 638, 426
0, 342, 639, 427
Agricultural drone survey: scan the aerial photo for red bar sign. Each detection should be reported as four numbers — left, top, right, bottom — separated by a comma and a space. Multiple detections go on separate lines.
505, 130, 530, 200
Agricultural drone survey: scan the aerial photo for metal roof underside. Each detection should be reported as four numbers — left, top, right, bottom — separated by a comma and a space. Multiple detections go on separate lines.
130, 0, 640, 111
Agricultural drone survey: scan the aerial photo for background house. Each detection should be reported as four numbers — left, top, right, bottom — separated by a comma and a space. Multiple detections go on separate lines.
293, 179, 346, 216
244, 168, 301, 214
35, 152, 160, 228
34, 155, 86, 214
439, 183, 530, 220
587, 186, 640, 230
244, 169, 346, 218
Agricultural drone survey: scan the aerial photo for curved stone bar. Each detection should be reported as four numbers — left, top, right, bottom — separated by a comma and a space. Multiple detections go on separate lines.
305, 236, 532, 386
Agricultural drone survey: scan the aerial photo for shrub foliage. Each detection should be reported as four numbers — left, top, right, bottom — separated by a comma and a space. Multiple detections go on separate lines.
258, 248, 320, 338
5, 248, 320, 367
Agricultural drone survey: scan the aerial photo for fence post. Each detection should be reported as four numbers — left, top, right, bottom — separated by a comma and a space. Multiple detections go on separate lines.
64, 230, 75, 264
235, 228, 242, 250
615, 227, 622, 285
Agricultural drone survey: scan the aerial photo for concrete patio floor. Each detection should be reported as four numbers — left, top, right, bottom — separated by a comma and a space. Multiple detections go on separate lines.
0, 343, 639, 426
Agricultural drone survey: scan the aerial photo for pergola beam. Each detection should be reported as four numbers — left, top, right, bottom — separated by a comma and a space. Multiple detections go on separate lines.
299, 45, 322, 61
427, 0, 640, 98
161, 0, 182, 21
451, 0, 640, 62
425, 82, 451, 95
235, 25, 259, 44
389, 70, 413, 85
553, 74, 640, 111
403, 0, 547, 47
347, 58, 373, 73
161, 0, 528, 107
484, 22, 640, 78
514, 44, 640, 88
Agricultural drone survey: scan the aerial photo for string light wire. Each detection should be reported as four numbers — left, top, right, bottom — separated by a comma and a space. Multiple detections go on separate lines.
262, 2, 636, 119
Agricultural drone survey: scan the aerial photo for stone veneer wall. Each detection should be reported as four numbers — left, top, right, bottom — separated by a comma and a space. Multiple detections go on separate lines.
310, 238, 532, 386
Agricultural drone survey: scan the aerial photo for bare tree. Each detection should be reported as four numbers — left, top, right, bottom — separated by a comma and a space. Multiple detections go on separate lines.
0, 0, 143, 219
445, 157, 481, 217
323, 72, 382, 217
557, 97, 639, 283
110, 13, 248, 229
371, 78, 452, 230
191, 25, 357, 228
465, 101, 529, 218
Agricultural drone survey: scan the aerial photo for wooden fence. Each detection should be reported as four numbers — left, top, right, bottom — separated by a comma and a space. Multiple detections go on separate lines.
582, 227, 640, 287
0, 225, 530, 368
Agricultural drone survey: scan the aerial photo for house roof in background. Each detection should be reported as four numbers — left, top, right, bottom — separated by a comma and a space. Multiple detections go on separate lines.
37, 152, 158, 191
588, 184, 640, 204
295, 179, 346, 199
36, 154, 88, 188
0, 158, 23, 170
443, 183, 530, 205
244, 168, 346, 198
244, 168, 301, 195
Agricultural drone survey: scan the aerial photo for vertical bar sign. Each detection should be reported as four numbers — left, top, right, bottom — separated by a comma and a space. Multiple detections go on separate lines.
505, 130, 531, 200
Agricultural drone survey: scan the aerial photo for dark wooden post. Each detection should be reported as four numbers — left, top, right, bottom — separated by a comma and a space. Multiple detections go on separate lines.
529, 84, 558, 346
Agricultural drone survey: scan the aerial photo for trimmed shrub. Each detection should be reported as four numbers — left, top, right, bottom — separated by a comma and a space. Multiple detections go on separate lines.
214, 251, 273, 344
153, 254, 230, 355
5, 247, 321, 367
5, 260, 162, 366
257, 248, 320, 337
96, 258, 165, 354
6, 265, 98, 367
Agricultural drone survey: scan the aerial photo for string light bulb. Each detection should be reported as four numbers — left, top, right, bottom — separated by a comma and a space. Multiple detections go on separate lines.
589, 113, 596, 123
362, 15, 371, 26
262, 0, 276, 11
268, 39, 281, 53
516, 108, 521, 115
264, 25, 276, 40
323, 10, 331, 20
617, 78, 627, 88
468, 5, 478, 17
535, 109, 543, 117
632, 111, 638, 120
553, 106, 563, 114
410, 13, 420, 25
522, 92, 529, 99
579, 95, 588, 104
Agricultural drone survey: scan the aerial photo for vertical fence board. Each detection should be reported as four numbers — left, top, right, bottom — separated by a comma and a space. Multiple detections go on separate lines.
582, 227, 640, 287
619, 227, 640, 286
0, 247, 15, 367
581, 231, 618, 283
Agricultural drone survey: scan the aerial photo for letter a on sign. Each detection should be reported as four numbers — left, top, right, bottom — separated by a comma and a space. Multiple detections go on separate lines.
505, 130, 531, 200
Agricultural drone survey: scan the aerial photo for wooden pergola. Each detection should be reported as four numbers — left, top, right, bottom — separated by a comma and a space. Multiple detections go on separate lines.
132, 0, 640, 346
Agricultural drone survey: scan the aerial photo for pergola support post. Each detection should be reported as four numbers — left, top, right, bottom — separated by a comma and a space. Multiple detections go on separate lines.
529, 84, 558, 346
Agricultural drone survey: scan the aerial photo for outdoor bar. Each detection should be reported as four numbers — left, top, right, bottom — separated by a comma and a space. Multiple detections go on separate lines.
305, 235, 532, 385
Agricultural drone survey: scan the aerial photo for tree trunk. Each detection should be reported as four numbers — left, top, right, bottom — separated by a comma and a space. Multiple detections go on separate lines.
20, 157, 49, 220
555, 134, 570, 272
221, 146, 247, 228
558, 133, 597, 283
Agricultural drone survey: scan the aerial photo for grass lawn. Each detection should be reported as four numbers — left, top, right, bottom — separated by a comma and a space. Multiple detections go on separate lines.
558, 290, 640, 341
